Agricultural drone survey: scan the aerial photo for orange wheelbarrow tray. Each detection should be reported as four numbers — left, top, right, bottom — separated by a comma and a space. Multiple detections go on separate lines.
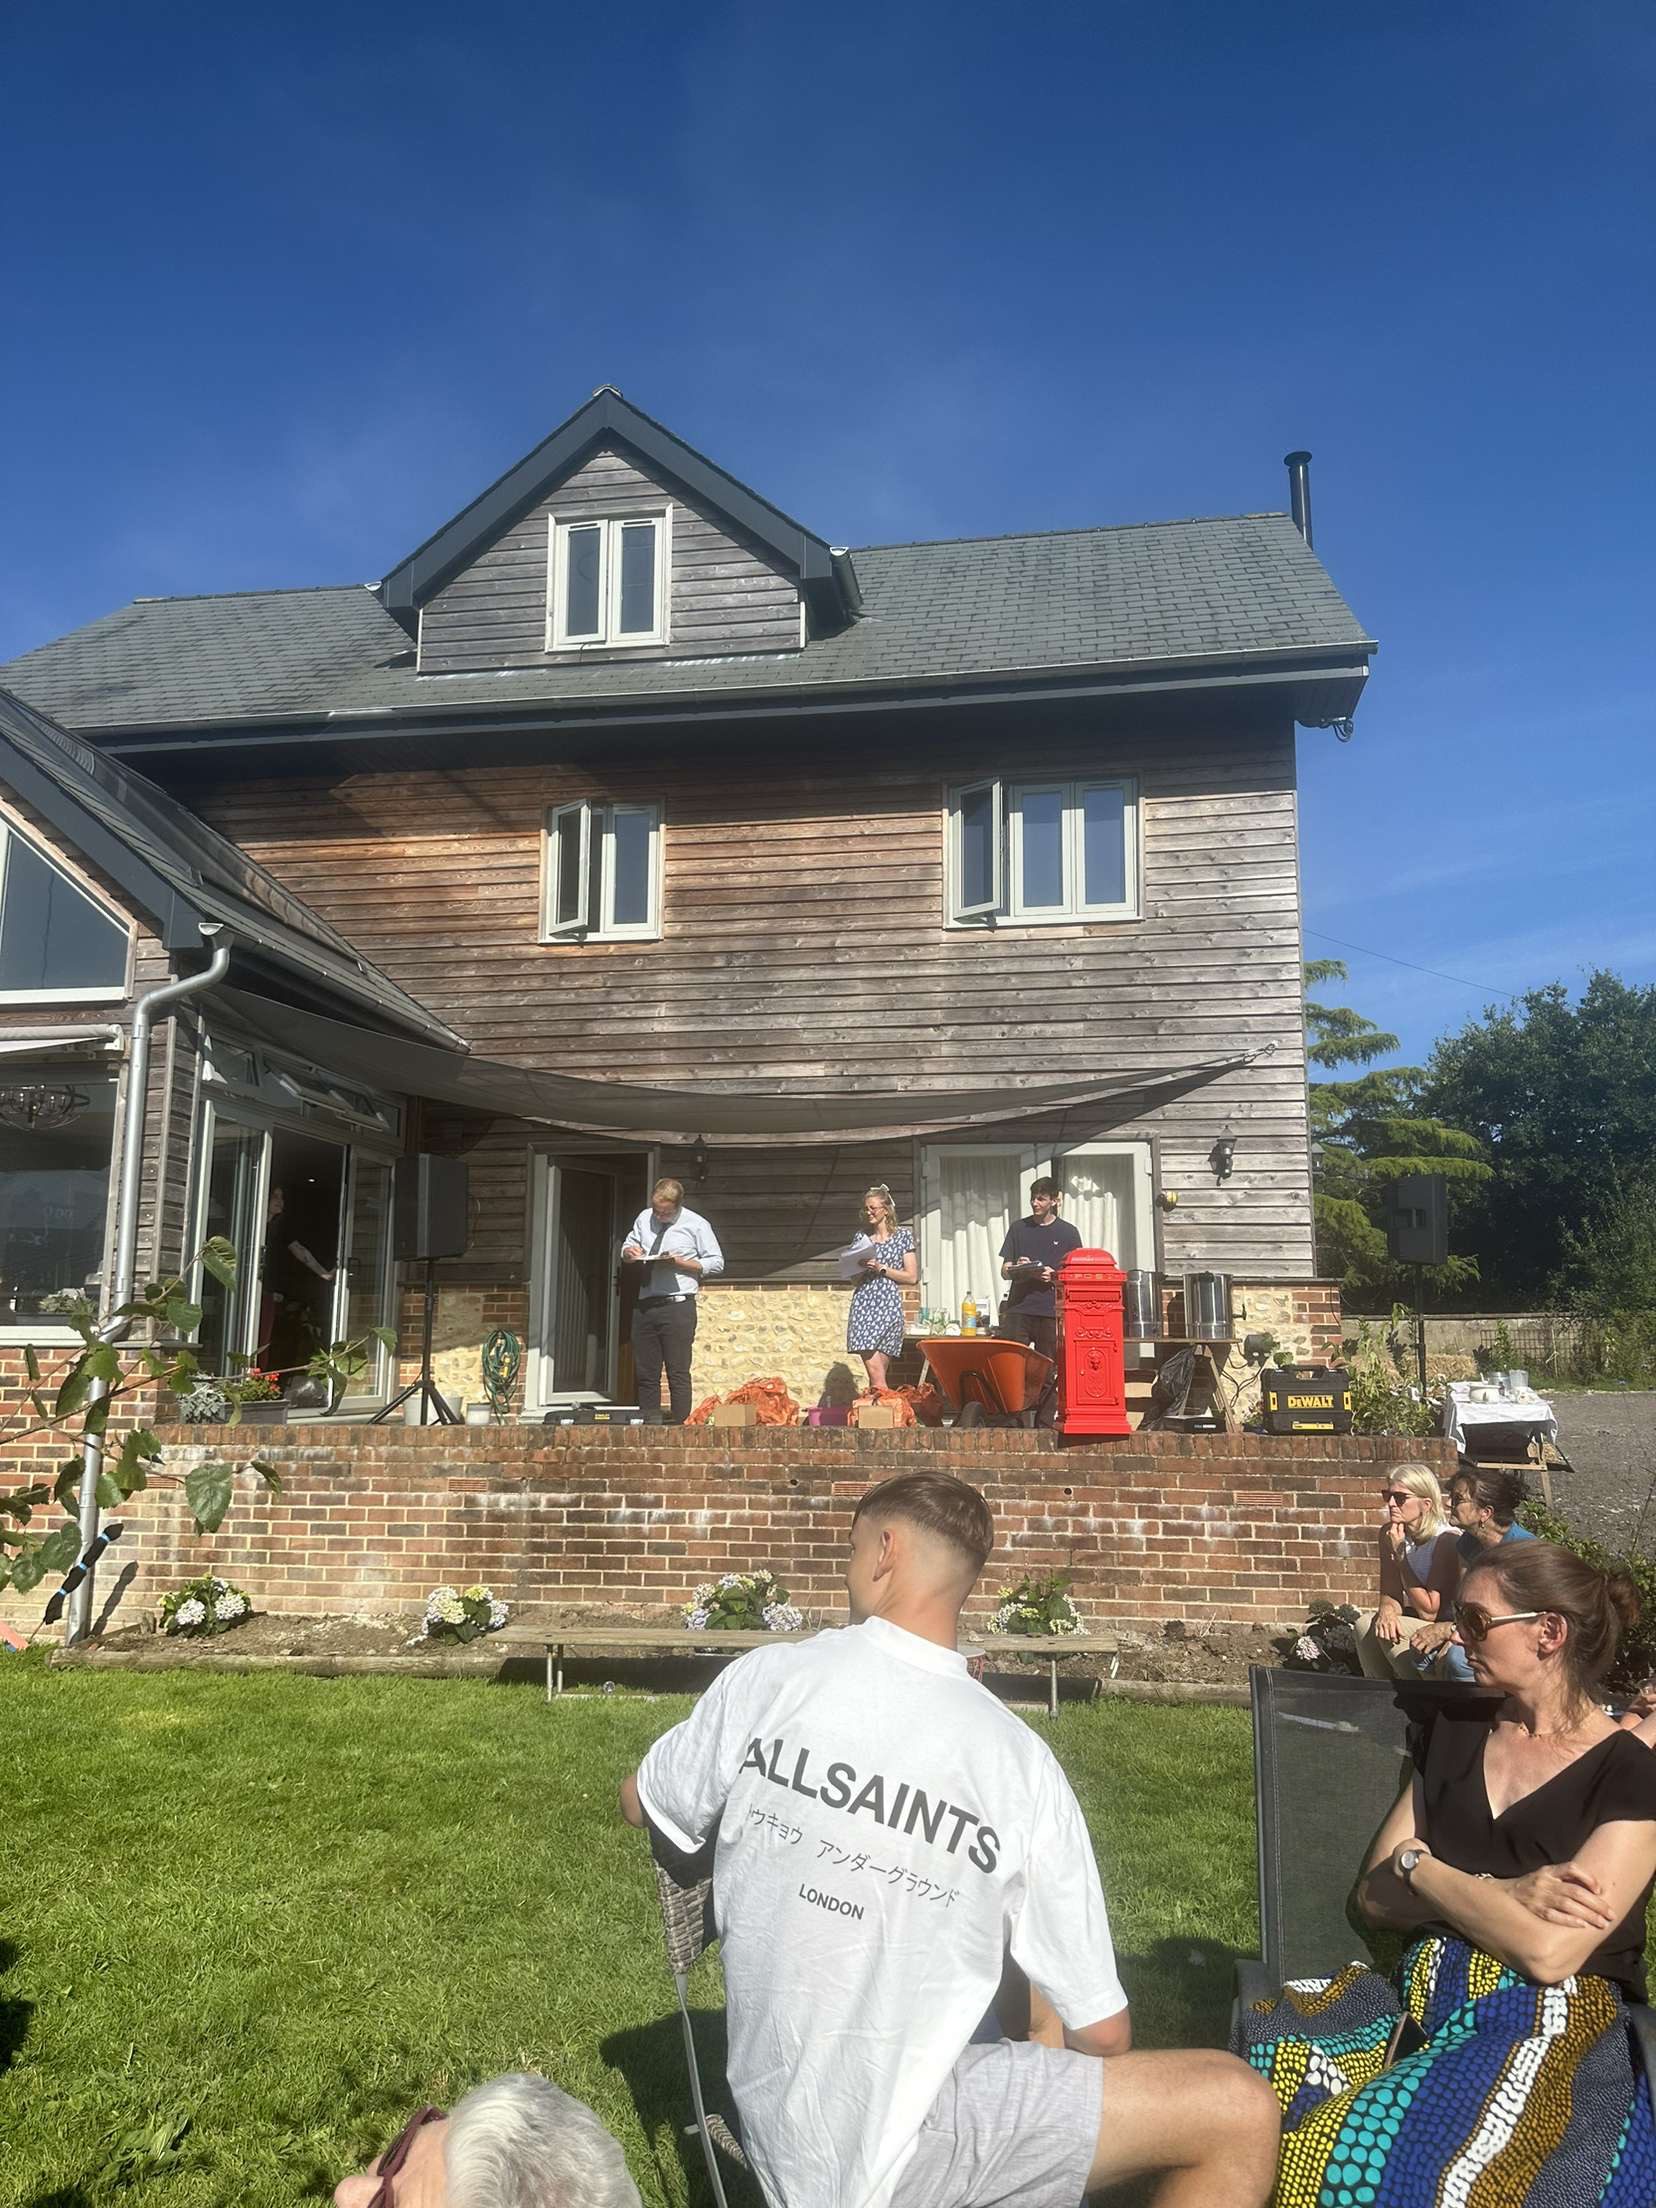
918, 1336, 1055, 1426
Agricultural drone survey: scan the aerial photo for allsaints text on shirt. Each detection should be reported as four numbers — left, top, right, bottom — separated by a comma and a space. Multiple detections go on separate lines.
740, 1735, 1002, 1871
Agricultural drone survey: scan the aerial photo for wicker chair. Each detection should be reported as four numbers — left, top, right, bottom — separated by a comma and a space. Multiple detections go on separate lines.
1239, 1666, 1656, 2104
650, 1827, 747, 2208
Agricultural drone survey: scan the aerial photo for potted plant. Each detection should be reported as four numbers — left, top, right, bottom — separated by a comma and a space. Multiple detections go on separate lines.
221, 1366, 289, 1425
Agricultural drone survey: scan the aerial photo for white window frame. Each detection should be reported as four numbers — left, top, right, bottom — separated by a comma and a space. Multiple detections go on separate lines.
539, 800, 663, 944
0, 820, 133, 1004
546, 510, 671, 649
943, 776, 1139, 927
0, 1054, 121, 1339
916, 1135, 1156, 1311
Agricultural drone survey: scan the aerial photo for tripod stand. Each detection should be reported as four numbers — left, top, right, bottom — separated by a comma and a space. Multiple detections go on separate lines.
370, 1258, 460, 1425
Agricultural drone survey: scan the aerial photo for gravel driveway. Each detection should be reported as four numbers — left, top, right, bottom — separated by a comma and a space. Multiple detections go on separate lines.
1541, 1392, 1656, 1559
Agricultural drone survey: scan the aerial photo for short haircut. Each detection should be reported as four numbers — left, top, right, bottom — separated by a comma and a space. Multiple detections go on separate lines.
1030, 1176, 1060, 1200
1451, 1466, 1528, 1524
652, 1177, 684, 1203
854, 1472, 994, 1579
447, 2073, 641, 2208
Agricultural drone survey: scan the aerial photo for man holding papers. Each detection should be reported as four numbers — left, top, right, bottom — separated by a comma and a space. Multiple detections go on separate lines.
620, 1177, 724, 1423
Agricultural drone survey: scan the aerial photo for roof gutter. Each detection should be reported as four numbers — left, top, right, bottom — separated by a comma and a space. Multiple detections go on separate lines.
68, 926, 233, 1645
98, 653, 1372, 760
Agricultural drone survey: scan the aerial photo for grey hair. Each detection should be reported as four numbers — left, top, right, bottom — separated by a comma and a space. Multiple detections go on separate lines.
445, 2074, 641, 2208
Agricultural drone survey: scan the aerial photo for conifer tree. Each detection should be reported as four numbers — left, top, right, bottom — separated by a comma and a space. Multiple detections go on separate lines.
1305, 959, 1488, 1300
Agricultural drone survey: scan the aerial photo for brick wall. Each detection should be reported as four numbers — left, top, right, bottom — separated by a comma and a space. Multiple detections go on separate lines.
3, 1425, 1452, 1637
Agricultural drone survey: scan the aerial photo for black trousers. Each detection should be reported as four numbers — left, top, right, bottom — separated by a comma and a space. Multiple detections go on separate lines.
1002, 1310, 1060, 1425
633, 1297, 698, 1424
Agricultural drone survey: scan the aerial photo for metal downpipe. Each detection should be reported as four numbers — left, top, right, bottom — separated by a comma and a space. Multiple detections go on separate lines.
67, 927, 231, 1644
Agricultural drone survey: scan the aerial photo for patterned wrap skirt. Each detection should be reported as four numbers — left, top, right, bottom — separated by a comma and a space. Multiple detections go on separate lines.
1232, 1934, 1656, 2206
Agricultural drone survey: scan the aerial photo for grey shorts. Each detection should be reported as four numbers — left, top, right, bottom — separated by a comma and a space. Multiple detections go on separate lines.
894, 2041, 1103, 2208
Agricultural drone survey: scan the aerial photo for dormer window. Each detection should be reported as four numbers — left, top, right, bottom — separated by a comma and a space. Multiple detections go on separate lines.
548, 512, 670, 649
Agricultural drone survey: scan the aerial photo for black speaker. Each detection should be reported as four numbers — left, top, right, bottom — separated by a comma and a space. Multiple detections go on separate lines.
1386, 1173, 1448, 1267
393, 1155, 469, 1261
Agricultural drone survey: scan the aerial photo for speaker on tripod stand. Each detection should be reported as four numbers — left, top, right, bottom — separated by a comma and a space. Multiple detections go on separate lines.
370, 1156, 470, 1426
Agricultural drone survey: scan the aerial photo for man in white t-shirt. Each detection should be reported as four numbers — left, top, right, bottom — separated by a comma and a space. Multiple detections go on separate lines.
621, 1472, 1278, 2208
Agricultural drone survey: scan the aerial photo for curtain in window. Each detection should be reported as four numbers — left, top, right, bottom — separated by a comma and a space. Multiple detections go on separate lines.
931, 1150, 1026, 1322
1060, 1151, 1142, 1268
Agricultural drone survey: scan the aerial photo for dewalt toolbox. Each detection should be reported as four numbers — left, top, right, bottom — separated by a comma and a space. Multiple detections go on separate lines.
1259, 1363, 1353, 1434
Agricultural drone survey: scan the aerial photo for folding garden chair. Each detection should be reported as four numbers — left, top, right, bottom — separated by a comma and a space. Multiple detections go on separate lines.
650, 1826, 747, 2208
1239, 1665, 1656, 2103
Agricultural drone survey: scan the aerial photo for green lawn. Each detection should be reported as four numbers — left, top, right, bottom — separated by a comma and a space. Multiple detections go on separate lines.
1, 1659, 1257, 2207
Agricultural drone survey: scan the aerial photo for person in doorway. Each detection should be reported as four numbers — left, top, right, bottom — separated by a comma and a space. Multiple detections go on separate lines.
620, 1471, 1282, 2208
845, 1184, 919, 1394
620, 1178, 723, 1424
257, 1183, 336, 1368
997, 1177, 1081, 1365
332, 2071, 642, 2208
1410, 1467, 1537, 1681
1352, 1462, 1462, 1678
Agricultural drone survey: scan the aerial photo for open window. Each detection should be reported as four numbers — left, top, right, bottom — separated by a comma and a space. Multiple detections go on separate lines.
945, 778, 1138, 926
541, 801, 663, 943
548, 513, 669, 649
0, 825, 130, 1001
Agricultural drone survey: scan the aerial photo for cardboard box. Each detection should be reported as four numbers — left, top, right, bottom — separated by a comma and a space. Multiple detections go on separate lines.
856, 1404, 905, 1429
708, 1400, 758, 1427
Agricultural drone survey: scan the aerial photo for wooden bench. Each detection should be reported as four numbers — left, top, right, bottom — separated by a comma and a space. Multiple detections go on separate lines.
504, 1624, 1119, 1711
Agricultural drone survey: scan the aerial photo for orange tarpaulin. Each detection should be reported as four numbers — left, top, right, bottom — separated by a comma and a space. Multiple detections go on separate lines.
686, 1377, 802, 1426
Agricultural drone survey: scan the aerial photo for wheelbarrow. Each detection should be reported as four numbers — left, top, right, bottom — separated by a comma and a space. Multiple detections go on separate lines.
919, 1336, 1055, 1429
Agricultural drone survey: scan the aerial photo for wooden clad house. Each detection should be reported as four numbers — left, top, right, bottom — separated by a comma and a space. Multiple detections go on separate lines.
0, 390, 1373, 1412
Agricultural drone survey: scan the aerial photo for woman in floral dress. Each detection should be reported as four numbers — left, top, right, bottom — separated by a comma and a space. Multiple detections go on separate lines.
845, 1185, 918, 1392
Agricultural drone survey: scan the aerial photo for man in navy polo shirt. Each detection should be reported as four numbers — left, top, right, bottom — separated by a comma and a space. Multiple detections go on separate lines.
997, 1179, 1081, 1379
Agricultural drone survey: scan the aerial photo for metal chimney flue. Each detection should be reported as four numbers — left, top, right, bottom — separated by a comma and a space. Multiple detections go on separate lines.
1284, 450, 1313, 547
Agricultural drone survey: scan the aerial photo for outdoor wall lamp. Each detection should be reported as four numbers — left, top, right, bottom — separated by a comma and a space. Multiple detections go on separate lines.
1208, 1132, 1237, 1183
691, 1139, 710, 1186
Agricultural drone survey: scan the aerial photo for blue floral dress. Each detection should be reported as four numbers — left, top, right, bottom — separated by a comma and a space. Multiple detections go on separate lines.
847, 1229, 912, 1358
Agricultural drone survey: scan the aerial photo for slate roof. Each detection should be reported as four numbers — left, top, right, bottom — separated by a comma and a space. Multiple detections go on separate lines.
1, 513, 1374, 739
0, 685, 461, 1044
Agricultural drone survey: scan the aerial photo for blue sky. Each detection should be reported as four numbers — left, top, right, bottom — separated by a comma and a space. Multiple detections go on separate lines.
6, 1, 1652, 1065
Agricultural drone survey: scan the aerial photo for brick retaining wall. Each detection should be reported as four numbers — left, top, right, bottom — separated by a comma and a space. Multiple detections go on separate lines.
4, 1426, 1454, 1638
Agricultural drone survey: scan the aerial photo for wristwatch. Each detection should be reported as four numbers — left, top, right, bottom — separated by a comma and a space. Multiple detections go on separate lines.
1397, 1846, 1429, 1888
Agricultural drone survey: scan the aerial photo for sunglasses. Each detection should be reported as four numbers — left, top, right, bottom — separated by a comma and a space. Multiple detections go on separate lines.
366, 2106, 445, 2207
1452, 1602, 1543, 1642
1381, 1489, 1414, 1505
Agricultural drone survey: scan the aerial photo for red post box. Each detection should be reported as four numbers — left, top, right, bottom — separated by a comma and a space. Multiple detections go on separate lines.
1055, 1247, 1131, 1438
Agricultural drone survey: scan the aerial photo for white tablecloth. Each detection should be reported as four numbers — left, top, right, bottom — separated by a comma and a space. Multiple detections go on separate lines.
1440, 1383, 1558, 1453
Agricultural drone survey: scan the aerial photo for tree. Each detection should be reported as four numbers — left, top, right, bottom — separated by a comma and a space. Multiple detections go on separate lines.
0, 1238, 391, 1611
1552, 1168, 1656, 1319
1305, 959, 1489, 1303
1425, 972, 1656, 1305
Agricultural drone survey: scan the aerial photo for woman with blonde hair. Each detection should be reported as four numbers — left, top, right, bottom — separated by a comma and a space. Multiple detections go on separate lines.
844, 1185, 918, 1393
1354, 1460, 1462, 1678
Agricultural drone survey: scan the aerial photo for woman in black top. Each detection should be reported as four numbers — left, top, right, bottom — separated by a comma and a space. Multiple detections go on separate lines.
1236, 1540, 1656, 2204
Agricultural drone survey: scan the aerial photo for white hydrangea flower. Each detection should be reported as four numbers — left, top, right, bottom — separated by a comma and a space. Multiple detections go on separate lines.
464, 1583, 489, 1601
488, 1600, 509, 1629
213, 1593, 248, 1622
762, 1602, 804, 1633
717, 1573, 743, 1589
173, 1597, 207, 1629
431, 1593, 467, 1625
684, 1607, 712, 1631
1293, 1635, 1322, 1664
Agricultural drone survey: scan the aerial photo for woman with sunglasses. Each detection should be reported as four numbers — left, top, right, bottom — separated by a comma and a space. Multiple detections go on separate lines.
1237, 1541, 1656, 2205
1353, 1462, 1462, 1679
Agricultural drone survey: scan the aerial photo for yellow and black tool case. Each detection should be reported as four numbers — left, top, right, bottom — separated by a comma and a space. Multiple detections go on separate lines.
1259, 1363, 1354, 1434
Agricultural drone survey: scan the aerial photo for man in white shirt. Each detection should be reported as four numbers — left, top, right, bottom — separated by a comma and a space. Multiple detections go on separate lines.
620, 1177, 724, 1425
621, 1472, 1278, 2208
